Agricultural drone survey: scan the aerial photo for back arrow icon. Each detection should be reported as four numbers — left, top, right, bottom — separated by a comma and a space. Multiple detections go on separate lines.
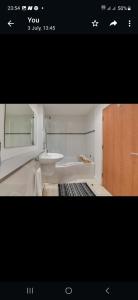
8, 20, 14, 27
106, 287, 111, 295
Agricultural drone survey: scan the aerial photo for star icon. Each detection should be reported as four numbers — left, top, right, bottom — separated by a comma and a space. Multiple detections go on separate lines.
91, 20, 99, 27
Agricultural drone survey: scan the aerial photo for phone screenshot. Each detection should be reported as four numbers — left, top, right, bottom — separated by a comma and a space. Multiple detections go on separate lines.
0, 103, 138, 197
0, 0, 137, 34
0, 101, 138, 299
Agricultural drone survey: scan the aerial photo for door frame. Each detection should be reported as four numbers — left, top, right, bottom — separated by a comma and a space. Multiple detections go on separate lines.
102, 104, 112, 187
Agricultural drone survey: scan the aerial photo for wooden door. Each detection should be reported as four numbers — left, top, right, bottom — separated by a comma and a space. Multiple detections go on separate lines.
112, 104, 122, 195
131, 104, 138, 195
103, 104, 121, 195
119, 104, 133, 195
103, 104, 138, 196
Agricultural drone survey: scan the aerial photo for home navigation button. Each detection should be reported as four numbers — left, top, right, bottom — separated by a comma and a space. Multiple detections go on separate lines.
65, 287, 73, 295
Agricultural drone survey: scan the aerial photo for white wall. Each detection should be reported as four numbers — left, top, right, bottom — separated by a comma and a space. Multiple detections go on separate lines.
81, 104, 110, 184
85, 107, 95, 160
46, 115, 86, 133
46, 115, 87, 158
0, 104, 44, 162
31, 104, 44, 153
93, 104, 110, 184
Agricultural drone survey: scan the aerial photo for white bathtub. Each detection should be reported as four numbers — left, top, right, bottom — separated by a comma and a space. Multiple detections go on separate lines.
44, 156, 95, 184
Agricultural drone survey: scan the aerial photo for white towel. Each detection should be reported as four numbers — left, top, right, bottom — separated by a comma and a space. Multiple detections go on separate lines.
34, 168, 43, 196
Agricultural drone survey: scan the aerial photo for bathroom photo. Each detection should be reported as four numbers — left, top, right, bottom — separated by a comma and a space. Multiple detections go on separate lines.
0, 103, 138, 196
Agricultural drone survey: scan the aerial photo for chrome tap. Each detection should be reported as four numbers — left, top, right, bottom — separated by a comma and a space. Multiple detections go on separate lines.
45, 144, 48, 153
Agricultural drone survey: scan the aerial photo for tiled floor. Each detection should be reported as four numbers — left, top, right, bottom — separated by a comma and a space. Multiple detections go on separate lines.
43, 178, 112, 196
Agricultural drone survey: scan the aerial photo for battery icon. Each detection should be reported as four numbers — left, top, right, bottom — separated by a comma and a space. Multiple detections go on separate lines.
128, 6, 131, 10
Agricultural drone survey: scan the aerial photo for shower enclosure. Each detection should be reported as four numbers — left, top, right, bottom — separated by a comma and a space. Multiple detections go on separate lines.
45, 115, 95, 162
44, 114, 95, 183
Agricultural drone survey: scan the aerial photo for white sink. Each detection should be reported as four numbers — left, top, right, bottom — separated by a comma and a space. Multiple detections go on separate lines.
39, 152, 64, 164
39, 152, 64, 176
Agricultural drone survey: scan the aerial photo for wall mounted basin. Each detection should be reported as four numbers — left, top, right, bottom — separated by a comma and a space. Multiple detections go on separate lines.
39, 152, 64, 164
39, 152, 64, 176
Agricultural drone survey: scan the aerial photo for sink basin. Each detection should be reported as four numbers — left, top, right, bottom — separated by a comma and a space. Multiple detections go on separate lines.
39, 152, 64, 164
39, 152, 64, 176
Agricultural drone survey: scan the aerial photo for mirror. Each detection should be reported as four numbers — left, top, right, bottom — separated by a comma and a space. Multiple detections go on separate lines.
4, 104, 35, 148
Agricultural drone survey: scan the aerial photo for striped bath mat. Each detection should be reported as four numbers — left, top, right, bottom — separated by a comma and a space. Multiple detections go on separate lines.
58, 182, 96, 197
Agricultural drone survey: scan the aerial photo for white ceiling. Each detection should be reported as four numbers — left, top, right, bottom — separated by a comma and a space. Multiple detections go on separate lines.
44, 104, 95, 116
